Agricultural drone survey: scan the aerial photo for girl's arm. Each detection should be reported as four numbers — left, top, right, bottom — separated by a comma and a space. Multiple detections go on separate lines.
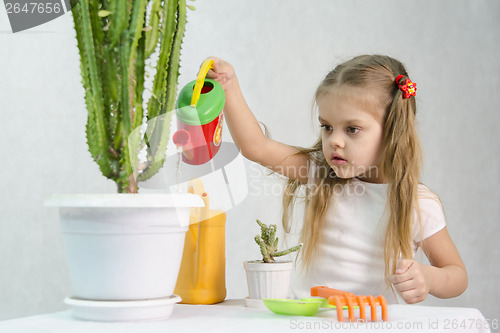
208, 57, 309, 184
420, 227, 468, 298
391, 227, 468, 303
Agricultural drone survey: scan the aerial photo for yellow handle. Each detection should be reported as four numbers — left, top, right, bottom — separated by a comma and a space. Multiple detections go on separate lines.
190, 59, 214, 107
187, 178, 210, 221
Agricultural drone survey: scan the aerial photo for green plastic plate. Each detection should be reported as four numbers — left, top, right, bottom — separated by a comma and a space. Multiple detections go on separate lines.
263, 298, 359, 316
262, 299, 322, 316
300, 297, 357, 310
300, 297, 336, 308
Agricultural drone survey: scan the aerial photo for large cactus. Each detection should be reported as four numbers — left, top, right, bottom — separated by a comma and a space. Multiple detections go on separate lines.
254, 219, 303, 263
71, 0, 190, 193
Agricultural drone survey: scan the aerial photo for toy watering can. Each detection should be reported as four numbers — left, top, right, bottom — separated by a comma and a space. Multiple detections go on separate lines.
174, 59, 225, 165
174, 178, 227, 304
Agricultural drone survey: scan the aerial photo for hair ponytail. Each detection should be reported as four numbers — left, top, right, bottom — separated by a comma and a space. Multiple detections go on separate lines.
381, 83, 422, 284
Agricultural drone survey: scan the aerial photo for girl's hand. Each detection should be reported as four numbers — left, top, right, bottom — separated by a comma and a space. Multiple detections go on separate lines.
205, 57, 236, 92
390, 259, 432, 304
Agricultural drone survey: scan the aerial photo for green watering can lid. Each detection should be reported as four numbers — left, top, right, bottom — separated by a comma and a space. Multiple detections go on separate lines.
177, 78, 225, 125
177, 60, 225, 125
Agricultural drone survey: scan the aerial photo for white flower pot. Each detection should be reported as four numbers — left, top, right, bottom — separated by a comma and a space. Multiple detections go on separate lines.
243, 261, 293, 300
46, 193, 204, 301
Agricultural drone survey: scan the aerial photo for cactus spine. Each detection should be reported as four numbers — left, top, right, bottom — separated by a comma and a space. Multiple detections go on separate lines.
254, 219, 303, 263
71, 0, 189, 193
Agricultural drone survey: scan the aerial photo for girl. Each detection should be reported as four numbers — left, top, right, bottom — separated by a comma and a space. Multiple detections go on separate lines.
207, 54, 467, 304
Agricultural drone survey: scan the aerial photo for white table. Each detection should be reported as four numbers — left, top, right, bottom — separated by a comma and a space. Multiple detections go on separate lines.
0, 299, 492, 333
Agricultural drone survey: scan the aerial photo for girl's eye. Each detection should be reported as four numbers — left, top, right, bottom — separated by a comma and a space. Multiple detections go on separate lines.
346, 127, 359, 134
320, 124, 333, 132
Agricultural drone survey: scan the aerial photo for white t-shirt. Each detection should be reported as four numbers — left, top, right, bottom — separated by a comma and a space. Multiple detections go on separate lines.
291, 161, 446, 303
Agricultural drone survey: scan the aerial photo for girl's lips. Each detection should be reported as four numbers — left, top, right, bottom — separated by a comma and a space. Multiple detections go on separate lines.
331, 158, 347, 166
331, 153, 347, 166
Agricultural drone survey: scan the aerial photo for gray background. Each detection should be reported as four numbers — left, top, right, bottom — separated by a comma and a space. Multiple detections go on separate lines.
1, 0, 499, 323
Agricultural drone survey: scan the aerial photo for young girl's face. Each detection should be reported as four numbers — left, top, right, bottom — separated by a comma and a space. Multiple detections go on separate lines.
317, 85, 386, 183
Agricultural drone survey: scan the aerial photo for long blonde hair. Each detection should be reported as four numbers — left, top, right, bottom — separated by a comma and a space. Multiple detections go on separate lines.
282, 55, 422, 284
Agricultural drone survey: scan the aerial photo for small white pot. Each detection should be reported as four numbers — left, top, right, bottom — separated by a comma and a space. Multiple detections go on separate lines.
46, 193, 204, 301
243, 261, 293, 300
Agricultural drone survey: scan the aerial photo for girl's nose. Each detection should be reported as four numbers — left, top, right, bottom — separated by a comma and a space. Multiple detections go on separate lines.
329, 130, 345, 148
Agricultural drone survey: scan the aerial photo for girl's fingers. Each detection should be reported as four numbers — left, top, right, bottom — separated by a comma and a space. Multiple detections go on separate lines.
392, 261, 429, 304
391, 268, 416, 285
205, 57, 229, 78
399, 288, 426, 304
394, 279, 421, 303
209, 57, 219, 72
391, 259, 417, 285
202, 57, 221, 79
206, 68, 218, 79
396, 259, 414, 275
393, 279, 415, 293
208, 56, 226, 74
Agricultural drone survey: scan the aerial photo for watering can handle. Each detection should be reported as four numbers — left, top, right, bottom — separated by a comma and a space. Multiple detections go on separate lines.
190, 59, 214, 107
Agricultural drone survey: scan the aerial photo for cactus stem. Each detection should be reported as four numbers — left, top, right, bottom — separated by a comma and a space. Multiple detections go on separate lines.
72, 0, 188, 192
109, 147, 119, 158
254, 219, 302, 263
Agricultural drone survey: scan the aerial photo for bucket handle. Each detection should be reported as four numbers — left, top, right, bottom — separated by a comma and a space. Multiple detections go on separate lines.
190, 59, 214, 107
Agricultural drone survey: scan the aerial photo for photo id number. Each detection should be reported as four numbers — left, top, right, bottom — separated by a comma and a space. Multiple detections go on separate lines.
5, 2, 63, 14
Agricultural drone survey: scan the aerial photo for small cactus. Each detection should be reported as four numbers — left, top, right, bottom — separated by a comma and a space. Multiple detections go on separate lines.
254, 219, 302, 263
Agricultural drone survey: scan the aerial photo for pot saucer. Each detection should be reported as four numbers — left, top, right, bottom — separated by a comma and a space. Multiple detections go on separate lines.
244, 297, 267, 309
64, 295, 181, 322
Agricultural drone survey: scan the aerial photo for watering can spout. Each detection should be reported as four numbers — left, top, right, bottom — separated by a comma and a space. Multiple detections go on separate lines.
173, 129, 194, 162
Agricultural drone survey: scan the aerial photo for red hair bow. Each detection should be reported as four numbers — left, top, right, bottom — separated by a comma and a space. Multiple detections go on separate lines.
396, 75, 417, 99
